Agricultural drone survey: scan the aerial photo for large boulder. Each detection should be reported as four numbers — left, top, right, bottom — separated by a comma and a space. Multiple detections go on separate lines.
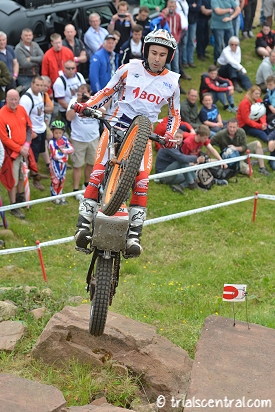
0, 320, 26, 351
32, 305, 192, 412
0, 300, 18, 321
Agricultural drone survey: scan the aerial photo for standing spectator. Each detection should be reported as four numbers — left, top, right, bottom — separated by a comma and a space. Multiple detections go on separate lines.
41, 33, 74, 95
119, 25, 144, 65
217, 36, 252, 93
175, 0, 192, 80
199, 93, 226, 135
0, 31, 19, 90
48, 120, 74, 205
53, 60, 85, 126
108, 2, 135, 53
199, 65, 237, 112
0, 61, 11, 108
242, 0, 258, 39
41, 75, 54, 170
0, 89, 33, 219
232, 0, 244, 37
66, 84, 100, 200
139, 0, 166, 11
236, 85, 269, 143
196, 0, 212, 61
255, 23, 275, 57
264, 0, 275, 28
15, 28, 44, 89
256, 50, 275, 93
89, 34, 116, 93
182, 0, 202, 68
210, 0, 241, 64
134, 6, 152, 37
63, 24, 87, 76
84, 13, 108, 58
180, 88, 202, 129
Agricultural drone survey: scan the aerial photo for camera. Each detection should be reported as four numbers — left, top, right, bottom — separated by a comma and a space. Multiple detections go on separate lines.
118, 13, 126, 18
81, 93, 90, 102
204, 155, 210, 163
169, 9, 173, 14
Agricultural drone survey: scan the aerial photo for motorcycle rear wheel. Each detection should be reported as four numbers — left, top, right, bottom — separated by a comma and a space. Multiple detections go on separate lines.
101, 115, 151, 216
89, 255, 112, 336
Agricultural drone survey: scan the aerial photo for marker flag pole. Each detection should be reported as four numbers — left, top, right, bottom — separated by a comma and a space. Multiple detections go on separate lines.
252, 191, 258, 222
36, 240, 48, 282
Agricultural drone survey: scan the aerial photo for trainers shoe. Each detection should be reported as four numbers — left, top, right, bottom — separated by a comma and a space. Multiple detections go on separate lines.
233, 81, 243, 93
258, 167, 270, 176
170, 184, 184, 194
189, 63, 196, 68
187, 181, 198, 190
33, 178, 45, 191
10, 207, 25, 219
242, 31, 248, 39
180, 71, 192, 80
60, 198, 68, 205
75, 193, 84, 201
52, 198, 61, 205
226, 106, 238, 113
248, 31, 254, 38
216, 179, 228, 186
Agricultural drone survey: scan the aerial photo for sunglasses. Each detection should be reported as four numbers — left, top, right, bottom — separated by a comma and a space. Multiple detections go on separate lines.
65, 67, 76, 70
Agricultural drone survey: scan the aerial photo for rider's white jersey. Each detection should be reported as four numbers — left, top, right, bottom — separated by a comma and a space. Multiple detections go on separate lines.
86, 59, 181, 136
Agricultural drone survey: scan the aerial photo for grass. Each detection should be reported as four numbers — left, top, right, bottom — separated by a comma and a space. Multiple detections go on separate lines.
1, 29, 275, 407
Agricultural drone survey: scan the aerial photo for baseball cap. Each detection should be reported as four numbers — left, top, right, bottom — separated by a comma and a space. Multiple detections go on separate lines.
105, 34, 116, 41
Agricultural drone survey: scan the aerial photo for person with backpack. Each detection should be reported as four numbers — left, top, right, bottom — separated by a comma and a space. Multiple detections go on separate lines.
210, 118, 270, 176
19, 75, 51, 191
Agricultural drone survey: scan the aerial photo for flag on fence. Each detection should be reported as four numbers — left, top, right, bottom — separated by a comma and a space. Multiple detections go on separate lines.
223, 284, 247, 302
22, 158, 30, 209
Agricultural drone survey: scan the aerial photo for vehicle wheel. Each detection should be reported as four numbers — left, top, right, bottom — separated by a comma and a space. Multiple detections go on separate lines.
101, 115, 151, 216
89, 256, 112, 336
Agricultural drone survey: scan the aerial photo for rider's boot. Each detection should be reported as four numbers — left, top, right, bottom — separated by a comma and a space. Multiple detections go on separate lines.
75, 198, 97, 250
125, 207, 147, 257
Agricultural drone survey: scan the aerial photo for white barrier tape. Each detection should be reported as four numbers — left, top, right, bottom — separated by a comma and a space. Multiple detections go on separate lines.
257, 194, 275, 201
0, 236, 75, 255
249, 154, 275, 161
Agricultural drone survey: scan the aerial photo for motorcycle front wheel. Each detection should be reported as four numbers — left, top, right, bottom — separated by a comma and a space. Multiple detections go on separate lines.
101, 115, 151, 216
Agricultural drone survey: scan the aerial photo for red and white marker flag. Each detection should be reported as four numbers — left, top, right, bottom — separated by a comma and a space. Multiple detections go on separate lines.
223, 284, 247, 302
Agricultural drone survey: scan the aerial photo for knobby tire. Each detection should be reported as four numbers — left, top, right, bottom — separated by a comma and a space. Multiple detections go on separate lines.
89, 256, 112, 336
101, 115, 151, 216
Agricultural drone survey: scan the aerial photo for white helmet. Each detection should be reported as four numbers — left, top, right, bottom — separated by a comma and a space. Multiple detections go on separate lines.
143, 29, 177, 64
249, 102, 266, 120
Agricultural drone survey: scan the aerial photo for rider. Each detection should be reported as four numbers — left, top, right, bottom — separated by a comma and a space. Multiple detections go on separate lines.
74, 29, 181, 257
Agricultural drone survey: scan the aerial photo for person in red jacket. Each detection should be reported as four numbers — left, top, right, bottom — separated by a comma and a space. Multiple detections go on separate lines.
154, 116, 195, 150
236, 85, 269, 143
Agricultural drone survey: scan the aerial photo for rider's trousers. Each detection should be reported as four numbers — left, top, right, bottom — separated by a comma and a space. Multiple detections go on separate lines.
84, 128, 153, 208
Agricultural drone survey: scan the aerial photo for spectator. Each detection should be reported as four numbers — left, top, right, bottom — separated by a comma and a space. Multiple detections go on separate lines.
211, 118, 270, 175
175, 0, 192, 81
140, 0, 165, 11
154, 115, 195, 150
108, 1, 135, 53
199, 65, 237, 112
210, 0, 241, 64
53, 60, 85, 126
242, 0, 257, 39
119, 24, 144, 65
264, 0, 275, 28
0, 31, 19, 90
217, 36, 252, 93
89, 34, 116, 93
182, 0, 201, 68
41, 75, 54, 134
0, 61, 11, 108
256, 50, 275, 93
66, 84, 100, 200
155, 128, 203, 193
236, 85, 269, 143
232, 0, 244, 37
196, 0, 212, 61
15, 28, 44, 89
84, 13, 108, 58
63, 24, 87, 76
267, 128, 275, 170
263, 75, 275, 130
255, 23, 275, 58
0, 89, 33, 219
19, 75, 51, 191
48, 120, 74, 205
41, 33, 74, 95
180, 88, 202, 129
199, 93, 226, 135
133, 6, 151, 37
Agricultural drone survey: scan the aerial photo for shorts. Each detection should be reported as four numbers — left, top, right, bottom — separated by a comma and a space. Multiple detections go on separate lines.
31, 130, 46, 162
70, 138, 99, 168
263, 0, 275, 17
12, 155, 24, 186
240, 141, 258, 174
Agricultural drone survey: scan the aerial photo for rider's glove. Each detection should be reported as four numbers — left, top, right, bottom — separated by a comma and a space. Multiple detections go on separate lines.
73, 102, 89, 114
164, 132, 176, 149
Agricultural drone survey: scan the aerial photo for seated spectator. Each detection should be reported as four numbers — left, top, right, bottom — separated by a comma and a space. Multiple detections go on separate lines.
264, 75, 275, 130
236, 85, 269, 143
155, 128, 204, 193
89, 34, 117, 93
108, 2, 135, 54
256, 50, 275, 93
154, 116, 195, 150
119, 24, 144, 66
84, 13, 108, 58
211, 118, 270, 176
267, 129, 275, 170
133, 6, 151, 37
199, 93, 226, 135
63, 24, 87, 76
217, 36, 252, 93
180, 88, 202, 129
199, 65, 237, 113
255, 23, 275, 58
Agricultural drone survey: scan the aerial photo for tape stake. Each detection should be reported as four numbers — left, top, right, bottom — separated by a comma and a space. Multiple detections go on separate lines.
252, 191, 259, 222
246, 150, 252, 177
36, 240, 48, 282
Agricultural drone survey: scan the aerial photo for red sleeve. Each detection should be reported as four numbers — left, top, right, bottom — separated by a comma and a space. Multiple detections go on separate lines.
237, 98, 263, 129
204, 76, 230, 93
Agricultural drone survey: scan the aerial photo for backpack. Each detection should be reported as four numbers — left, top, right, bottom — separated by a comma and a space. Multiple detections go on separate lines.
59, 73, 81, 91
208, 166, 238, 181
196, 168, 215, 190
221, 147, 240, 172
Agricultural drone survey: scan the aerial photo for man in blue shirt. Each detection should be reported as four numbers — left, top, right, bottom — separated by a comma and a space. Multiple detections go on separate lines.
84, 13, 108, 58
